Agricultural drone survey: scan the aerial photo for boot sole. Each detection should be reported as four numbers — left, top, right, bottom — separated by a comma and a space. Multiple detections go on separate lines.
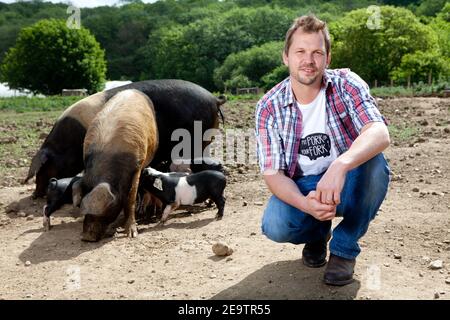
323, 277, 354, 286
302, 258, 327, 268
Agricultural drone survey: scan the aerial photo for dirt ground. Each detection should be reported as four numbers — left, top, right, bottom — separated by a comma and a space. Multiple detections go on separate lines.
0, 97, 449, 300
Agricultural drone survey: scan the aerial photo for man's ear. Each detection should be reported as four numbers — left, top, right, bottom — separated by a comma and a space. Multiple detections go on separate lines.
326, 52, 331, 68
282, 51, 289, 67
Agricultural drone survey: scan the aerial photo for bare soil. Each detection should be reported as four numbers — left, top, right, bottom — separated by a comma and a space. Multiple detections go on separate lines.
0, 97, 449, 300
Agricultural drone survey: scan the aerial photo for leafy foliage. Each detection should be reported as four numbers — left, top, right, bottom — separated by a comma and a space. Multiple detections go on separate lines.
0, 19, 106, 95
0, 0, 448, 92
145, 6, 295, 90
390, 50, 449, 84
330, 6, 441, 85
213, 41, 286, 91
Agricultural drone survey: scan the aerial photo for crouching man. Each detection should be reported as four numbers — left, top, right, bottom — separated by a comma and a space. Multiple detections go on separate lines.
255, 15, 390, 286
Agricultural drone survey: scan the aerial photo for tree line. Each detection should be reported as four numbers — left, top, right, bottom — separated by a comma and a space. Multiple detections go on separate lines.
0, 0, 448, 94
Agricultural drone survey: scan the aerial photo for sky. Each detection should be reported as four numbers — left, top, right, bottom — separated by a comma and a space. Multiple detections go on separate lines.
0, 0, 158, 8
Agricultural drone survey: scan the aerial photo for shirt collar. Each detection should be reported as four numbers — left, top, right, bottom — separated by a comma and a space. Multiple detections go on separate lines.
282, 69, 332, 108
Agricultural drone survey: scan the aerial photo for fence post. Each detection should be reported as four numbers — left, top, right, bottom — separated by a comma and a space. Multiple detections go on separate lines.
428, 70, 432, 86
390, 79, 394, 87
374, 79, 378, 88
407, 75, 411, 89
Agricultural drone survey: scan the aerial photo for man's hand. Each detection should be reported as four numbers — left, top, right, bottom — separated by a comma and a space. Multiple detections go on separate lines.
263, 170, 336, 221
300, 191, 336, 221
316, 159, 349, 206
314, 121, 390, 206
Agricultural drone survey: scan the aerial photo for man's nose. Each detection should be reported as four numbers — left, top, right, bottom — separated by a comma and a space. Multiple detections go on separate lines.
302, 53, 315, 65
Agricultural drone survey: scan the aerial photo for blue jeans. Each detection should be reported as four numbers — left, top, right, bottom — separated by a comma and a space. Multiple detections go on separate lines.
261, 153, 390, 259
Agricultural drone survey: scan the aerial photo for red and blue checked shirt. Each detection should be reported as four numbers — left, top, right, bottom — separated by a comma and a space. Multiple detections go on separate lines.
255, 68, 387, 178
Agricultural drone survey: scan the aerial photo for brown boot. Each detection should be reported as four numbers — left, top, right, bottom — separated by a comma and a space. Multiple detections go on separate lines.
323, 254, 356, 286
302, 231, 331, 268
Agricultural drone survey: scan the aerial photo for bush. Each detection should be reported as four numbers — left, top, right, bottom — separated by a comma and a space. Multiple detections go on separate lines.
214, 41, 285, 91
0, 19, 107, 95
330, 6, 440, 85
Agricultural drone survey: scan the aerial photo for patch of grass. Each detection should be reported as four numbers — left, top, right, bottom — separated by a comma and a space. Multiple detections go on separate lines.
0, 96, 82, 113
223, 93, 262, 101
372, 81, 449, 98
221, 99, 256, 130
371, 86, 414, 98
0, 110, 61, 183
388, 124, 419, 142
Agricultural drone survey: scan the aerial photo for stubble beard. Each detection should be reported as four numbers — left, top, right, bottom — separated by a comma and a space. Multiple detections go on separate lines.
296, 73, 318, 86
292, 68, 320, 86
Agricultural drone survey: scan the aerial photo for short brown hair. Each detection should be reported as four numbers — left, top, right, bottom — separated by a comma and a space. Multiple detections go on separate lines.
284, 15, 331, 55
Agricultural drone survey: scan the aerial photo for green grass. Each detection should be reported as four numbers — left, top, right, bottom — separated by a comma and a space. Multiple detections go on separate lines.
0, 95, 82, 184
371, 86, 414, 98
0, 110, 61, 182
388, 124, 419, 142
221, 93, 262, 101
371, 82, 449, 98
0, 96, 82, 113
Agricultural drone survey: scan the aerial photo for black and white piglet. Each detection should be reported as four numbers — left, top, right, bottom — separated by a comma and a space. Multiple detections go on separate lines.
139, 167, 226, 224
43, 175, 82, 231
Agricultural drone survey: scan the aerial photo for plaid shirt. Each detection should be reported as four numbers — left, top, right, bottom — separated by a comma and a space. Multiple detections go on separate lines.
255, 68, 387, 178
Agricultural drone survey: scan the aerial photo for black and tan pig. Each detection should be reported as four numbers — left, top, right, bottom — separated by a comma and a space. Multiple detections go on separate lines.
74, 89, 158, 242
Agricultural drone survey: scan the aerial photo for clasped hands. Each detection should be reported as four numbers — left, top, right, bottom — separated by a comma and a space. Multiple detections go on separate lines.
300, 161, 348, 221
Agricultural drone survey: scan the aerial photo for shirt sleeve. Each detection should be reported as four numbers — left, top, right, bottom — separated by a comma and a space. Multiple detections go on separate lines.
343, 70, 388, 134
255, 100, 287, 174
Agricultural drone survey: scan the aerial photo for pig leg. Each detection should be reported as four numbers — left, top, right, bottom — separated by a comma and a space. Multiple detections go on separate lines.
158, 202, 180, 225
205, 199, 213, 207
104, 210, 126, 237
72, 179, 83, 208
124, 170, 141, 238
211, 195, 226, 220
42, 205, 51, 231
141, 192, 152, 221
135, 191, 144, 222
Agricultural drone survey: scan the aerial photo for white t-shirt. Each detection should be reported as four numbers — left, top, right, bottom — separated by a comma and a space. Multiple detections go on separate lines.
297, 88, 338, 176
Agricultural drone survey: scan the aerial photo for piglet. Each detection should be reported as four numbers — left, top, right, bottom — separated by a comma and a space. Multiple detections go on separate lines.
140, 167, 226, 224
43, 175, 82, 231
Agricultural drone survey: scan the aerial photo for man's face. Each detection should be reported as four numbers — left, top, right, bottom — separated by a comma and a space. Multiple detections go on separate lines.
283, 29, 330, 87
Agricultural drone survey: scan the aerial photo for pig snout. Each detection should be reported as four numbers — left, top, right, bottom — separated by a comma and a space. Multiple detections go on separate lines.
81, 215, 106, 242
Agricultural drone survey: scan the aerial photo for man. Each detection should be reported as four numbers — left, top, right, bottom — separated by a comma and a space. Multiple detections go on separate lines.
255, 15, 390, 286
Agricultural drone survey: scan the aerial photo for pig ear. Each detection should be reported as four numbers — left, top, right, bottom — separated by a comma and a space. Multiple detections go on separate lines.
23, 149, 49, 184
153, 177, 163, 191
80, 183, 115, 216
48, 178, 58, 190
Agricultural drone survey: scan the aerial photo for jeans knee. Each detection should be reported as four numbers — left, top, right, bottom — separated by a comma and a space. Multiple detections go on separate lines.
262, 216, 295, 243
363, 153, 390, 190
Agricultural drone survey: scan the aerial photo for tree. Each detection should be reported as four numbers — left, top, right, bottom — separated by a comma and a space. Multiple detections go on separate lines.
390, 50, 449, 84
261, 64, 289, 90
330, 6, 440, 85
146, 6, 295, 90
213, 41, 285, 91
415, 0, 447, 17
0, 1, 67, 68
429, 2, 450, 58
0, 19, 106, 95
